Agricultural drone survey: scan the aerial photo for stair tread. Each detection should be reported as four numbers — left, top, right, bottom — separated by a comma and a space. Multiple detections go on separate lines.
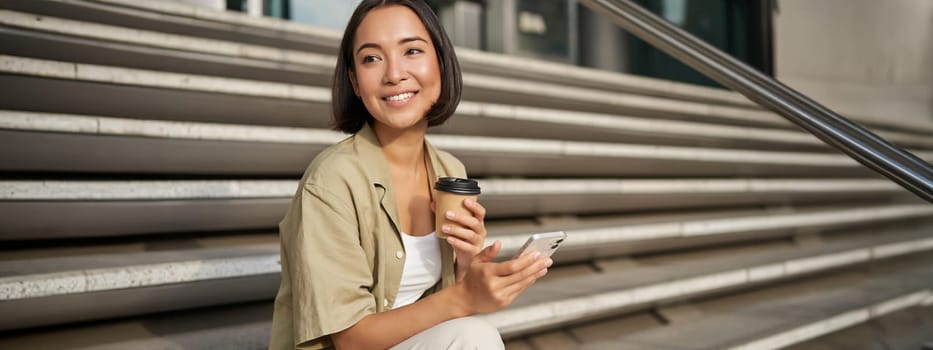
488, 225, 933, 336
578, 254, 933, 349
2, 15, 927, 147
2, 203, 928, 260
3, 234, 932, 349
3, 110, 898, 178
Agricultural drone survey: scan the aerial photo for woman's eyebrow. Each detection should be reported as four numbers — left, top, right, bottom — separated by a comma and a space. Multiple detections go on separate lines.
399, 36, 427, 45
355, 36, 427, 55
356, 43, 381, 55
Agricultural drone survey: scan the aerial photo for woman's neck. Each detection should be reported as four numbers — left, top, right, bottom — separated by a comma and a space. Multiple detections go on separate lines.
372, 121, 428, 171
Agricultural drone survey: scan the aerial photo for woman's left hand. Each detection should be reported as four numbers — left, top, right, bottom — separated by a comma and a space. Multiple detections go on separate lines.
439, 198, 488, 280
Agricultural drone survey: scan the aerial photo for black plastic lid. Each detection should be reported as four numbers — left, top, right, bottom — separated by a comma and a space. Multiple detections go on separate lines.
434, 177, 481, 195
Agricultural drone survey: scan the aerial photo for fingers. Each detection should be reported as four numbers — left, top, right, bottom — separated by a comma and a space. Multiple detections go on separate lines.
446, 235, 472, 253
443, 199, 486, 232
442, 210, 483, 235
441, 201, 487, 256
480, 240, 501, 261
494, 252, 551, 279
489, 255, 551, 305
442, 223, 481, 247
503, 256, 550, 289
459, 243, 549, 312
463, 199, 486, 221
499, 264, 547, 299
493, 251, 537, 276
446, 234, 480, 255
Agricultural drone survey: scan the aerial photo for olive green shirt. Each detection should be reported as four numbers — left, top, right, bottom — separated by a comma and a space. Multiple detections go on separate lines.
269, 124, 464, 350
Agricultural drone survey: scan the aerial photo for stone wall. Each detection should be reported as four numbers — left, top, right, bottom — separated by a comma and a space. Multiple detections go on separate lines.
775, 0, 933, 126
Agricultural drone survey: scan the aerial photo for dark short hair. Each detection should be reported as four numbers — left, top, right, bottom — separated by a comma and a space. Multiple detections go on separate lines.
332, 0, 462, 134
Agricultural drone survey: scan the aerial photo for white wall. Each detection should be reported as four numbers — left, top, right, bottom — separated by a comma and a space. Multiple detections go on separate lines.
775, 0, 933, 126
167, 0, 225, 10
291, 0, 361, 30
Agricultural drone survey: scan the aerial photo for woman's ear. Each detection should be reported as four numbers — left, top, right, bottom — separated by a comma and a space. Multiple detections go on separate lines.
348, 71, 360, 98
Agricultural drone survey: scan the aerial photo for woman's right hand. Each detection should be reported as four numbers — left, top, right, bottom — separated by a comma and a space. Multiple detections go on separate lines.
454, 241, 553, 315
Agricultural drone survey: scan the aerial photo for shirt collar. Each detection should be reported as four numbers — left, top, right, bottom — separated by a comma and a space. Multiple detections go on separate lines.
353, 123, 449, 187
353, 123, 393, 187
354, 123, 451, 233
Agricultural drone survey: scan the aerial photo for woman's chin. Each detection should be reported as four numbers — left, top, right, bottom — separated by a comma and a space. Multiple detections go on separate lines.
374, 115, 429, 131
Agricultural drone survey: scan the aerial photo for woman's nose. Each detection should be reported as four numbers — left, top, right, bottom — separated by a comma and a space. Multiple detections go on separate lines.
383, 57, 408, 84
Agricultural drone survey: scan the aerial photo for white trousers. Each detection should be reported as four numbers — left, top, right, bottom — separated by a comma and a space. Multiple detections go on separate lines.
389, 317, 505, 350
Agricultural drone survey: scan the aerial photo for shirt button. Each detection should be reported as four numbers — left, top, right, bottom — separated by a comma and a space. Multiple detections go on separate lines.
396, 250, 404, 259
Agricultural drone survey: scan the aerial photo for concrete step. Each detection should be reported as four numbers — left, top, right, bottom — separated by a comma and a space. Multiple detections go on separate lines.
0, 0, 341, 54
579, 255, 933, 350
4, 11, 931, 150
486, 225, 933, 338
507, 254, 933, 350
0, 244, 280, 331
7, 0, 930, 135
3, 46, 928, 150
0, 54, 330, 127
437, 104, 933, 150
783, 303, 933, 350
0, 301, 275, 349
0, 47, 836, 151
3, 63, 844, 151
0, 177, 922, 238
0, 53, 785, 132
0, 231, 279, 262
3, 110, 903, 177
76, 0, 754, 113
0, 0, 752, 108
0, 204, 925, 261
1, 221, 930, 344
0, 8, 335, 88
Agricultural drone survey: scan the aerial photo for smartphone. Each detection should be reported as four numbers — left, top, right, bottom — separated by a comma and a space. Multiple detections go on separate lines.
512, 231, 567, 259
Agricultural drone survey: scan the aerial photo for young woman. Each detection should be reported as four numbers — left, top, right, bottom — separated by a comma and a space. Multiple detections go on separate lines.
268, 1, 552, 349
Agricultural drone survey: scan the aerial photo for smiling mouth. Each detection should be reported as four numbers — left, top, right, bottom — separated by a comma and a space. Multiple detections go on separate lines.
384, 92, 416, 102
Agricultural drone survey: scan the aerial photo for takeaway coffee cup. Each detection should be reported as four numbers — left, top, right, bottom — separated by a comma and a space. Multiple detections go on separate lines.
434, 177, 481, 240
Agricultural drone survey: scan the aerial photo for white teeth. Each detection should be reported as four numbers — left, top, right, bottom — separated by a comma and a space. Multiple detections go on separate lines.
386, 92, 414, 101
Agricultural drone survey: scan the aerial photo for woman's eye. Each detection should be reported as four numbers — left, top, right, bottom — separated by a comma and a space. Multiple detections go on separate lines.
361, 55, 381, 63
405, 48, 423, 55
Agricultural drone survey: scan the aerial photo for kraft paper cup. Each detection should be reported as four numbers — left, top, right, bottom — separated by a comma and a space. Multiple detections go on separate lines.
434, 177, 481, 240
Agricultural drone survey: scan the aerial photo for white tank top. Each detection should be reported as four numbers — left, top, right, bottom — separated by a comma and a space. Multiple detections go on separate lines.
394, 232, 443, 308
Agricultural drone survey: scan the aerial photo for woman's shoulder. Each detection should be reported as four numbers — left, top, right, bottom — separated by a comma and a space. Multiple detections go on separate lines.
429, 145, 468, 178
433, 148, 462, 165
300, 134, 371, 188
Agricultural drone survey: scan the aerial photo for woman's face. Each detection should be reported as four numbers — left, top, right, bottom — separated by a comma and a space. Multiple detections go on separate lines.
350, 5, 442, 132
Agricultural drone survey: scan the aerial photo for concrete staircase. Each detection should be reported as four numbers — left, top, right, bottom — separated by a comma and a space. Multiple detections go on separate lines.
1, 1, 931, 348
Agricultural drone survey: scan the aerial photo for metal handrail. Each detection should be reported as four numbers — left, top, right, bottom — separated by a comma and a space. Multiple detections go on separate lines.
610, 0, 933, 174
578, 0, 933, 203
